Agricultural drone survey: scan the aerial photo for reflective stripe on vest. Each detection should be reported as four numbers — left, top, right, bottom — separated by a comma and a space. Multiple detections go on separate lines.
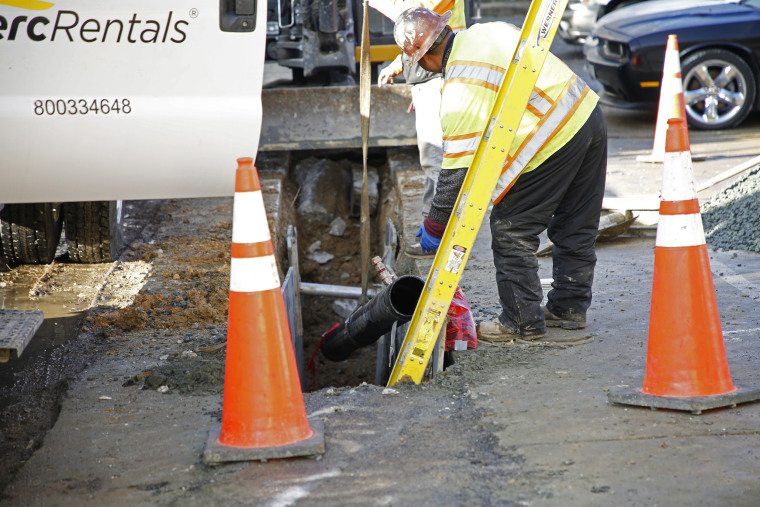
442, 131, 481, 159
445, 61, 504, 90
492, 77, 591, 203
440, 23, 598, 203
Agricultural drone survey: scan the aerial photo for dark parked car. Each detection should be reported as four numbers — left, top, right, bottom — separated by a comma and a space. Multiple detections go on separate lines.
585, 0, 760, 130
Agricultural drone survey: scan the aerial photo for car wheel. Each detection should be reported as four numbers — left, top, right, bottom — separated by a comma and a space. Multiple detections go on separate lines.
63, 201, 124, 263
0, 203, 63, 265
681, 49, 756, 130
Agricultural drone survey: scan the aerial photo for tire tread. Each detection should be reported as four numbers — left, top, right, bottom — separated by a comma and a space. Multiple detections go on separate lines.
63, 201, 123, 263
0, 203, 62, 265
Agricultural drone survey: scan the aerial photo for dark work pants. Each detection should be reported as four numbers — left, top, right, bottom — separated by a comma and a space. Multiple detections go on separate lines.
489, 104, 607, 336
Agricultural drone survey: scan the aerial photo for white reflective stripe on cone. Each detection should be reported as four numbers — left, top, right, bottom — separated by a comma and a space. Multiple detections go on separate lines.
232, 191, 271, 244
655, 214, 706, 248
661, 151, 697, 201
661, 73, 683, 94
230, 256, 281, 292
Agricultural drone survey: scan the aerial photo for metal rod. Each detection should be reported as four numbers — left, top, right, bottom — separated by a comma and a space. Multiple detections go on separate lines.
300, 282, 378, 299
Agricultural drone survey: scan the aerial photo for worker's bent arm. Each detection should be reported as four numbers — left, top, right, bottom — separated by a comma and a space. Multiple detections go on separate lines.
426, 167, 468, 233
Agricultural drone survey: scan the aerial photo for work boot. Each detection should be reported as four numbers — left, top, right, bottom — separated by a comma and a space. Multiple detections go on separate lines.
404, 242, 435, 259
543, 306, 586, 330
476, 318, 546, 342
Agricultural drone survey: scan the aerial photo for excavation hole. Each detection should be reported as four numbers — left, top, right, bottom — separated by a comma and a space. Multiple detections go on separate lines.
282, 148, 406, 391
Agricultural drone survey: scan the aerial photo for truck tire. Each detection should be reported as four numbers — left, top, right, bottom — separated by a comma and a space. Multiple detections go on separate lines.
63, 201, 124, 263
0, 203, 63, 265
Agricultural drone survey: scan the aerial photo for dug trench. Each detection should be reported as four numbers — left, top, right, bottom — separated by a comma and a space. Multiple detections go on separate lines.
98, 148, 409, 393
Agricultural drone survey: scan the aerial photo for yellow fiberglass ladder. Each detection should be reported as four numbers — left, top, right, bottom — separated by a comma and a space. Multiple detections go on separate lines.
387, 0, 569, 386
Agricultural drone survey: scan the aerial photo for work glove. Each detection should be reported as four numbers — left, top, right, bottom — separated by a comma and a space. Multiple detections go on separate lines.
378, 65, 397, 87
416, 225, 441, 253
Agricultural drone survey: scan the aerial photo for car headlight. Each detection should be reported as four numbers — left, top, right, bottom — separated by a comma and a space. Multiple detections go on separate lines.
601, 39, 629, 61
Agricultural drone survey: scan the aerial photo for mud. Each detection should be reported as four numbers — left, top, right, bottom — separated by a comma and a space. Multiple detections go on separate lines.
0, 200, 167, 493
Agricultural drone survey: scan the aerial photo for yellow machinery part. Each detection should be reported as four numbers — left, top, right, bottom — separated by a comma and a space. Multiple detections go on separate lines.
356, 44, 402, 63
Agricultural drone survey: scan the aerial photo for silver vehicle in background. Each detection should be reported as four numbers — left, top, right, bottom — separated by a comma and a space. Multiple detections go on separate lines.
559, 0, 650, 44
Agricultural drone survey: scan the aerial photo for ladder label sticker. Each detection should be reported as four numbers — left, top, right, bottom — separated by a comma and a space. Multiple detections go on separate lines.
538, 0, 560, 46
444, 245, 467, 274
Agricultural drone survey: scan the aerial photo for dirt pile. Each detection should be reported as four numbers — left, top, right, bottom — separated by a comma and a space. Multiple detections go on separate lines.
83, 198, 235, 395
94, 282, 229, 332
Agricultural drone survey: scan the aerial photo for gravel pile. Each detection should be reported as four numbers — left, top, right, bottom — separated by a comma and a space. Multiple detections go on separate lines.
701, 167, 760, 252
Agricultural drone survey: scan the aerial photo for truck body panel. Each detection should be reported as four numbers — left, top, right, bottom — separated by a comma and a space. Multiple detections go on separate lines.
0, 0, 267, 202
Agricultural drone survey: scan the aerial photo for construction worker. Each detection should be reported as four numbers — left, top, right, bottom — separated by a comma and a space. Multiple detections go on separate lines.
393, 7, 607, 341
368, 0, 466, 257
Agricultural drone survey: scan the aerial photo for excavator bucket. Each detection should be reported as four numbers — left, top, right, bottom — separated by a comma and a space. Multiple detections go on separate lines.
260, 85, 417, 151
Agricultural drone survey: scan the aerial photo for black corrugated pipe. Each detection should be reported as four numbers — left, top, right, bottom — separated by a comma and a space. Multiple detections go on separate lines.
320, 275, 424, 362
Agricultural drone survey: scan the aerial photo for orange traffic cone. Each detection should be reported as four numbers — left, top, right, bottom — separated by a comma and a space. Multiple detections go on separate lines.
204, 158, 324, 463
609, 119, 760, 414
637, 35, 704, 163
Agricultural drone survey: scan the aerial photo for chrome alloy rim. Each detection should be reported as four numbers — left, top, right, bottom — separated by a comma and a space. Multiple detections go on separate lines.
683, 58, 747, 127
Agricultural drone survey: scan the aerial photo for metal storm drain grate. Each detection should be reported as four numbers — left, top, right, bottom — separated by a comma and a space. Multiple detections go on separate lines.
0, 310, 44, 362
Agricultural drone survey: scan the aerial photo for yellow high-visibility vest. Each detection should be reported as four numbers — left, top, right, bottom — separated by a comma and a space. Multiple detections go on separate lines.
440, 22, 599, 203
433, 0, 466, 31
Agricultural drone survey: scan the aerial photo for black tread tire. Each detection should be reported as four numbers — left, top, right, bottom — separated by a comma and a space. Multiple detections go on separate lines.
63, 201, 123, 263
681, 49, 756, 131
0, 203, 63, 265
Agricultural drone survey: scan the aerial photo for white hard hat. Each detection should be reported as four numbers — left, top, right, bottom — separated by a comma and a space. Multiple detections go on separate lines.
393, 7, 451, 66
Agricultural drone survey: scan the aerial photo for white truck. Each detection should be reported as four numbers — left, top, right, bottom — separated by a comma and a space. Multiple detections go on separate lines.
0, 0, 267, 267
